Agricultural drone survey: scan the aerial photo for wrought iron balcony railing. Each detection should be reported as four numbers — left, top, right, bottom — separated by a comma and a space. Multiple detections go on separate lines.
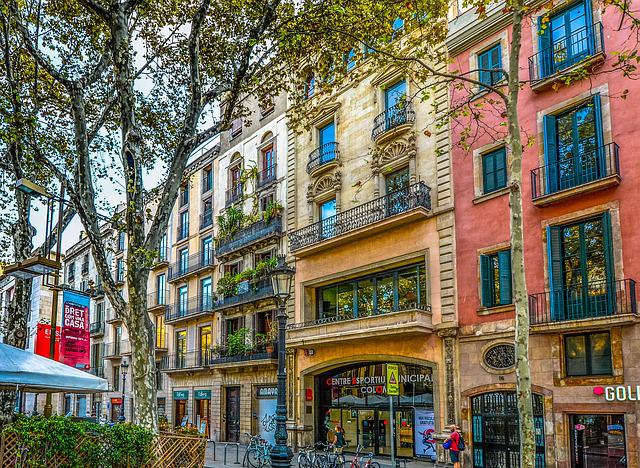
104, 340, 131, 357
155, 247, 169, 265
531, 142, 620, 200
372, 102, 415, 140
226, 184, 243, 206
216, 217, 282, 258
147, 291, 169, 311
307, 142, 340, 174
176, 222, 189, 241
168, 249, 214, 281
528, 278, 637, 325
105, 310, 122, 323
160, 350, 212, 371
200, 211, 213, 230
290, 182, 431, 252
213, 276, 275, 311
209, 344, 277, 365
166, 295, 215, 323
160, 347, 277, 371
287, 302, 431, 330
528, 22, 604, 83
257, 165, 277, 188
89, 321, 105, 336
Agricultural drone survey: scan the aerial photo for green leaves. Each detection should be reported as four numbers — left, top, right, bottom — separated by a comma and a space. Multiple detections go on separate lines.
2, 415, 155, 467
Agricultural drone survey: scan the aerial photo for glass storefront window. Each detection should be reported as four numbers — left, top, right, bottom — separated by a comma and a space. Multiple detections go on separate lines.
318, 362, 434, 459
318, 263, 427, 319
570, 414, 626, 467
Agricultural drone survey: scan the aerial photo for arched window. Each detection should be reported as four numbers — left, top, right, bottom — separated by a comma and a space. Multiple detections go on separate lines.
304, 73, 315, 99
259, 132, 276, 186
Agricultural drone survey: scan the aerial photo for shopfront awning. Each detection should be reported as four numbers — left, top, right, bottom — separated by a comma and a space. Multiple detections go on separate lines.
0, 343, 108, 393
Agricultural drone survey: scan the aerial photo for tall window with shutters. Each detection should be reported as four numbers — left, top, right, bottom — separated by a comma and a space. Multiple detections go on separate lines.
482, 147, 507, 194
538, 0, 594, 78
477, 44, 502, 87
546, 213, 614, 321
480, 249, 512, 308
543, 95, 604, 195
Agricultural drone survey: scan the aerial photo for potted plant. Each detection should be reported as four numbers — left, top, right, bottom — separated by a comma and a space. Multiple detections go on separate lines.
264, 321, 277, 353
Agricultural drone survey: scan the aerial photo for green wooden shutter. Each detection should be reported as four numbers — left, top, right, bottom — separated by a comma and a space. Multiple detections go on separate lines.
498, 250, 513, 305
543, 114, 558, 194
547, 225, 565, 320
591, 94, 606, 176
495, 148, 507, 189
538, 16, 552, 78
601, 211, 616, 314
480, 255, 493, 307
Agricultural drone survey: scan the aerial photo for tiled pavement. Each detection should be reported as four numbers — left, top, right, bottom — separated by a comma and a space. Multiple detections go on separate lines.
204, 442, 444, 468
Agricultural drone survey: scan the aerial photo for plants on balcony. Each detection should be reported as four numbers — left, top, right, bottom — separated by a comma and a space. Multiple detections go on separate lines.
216, 205, 246, 243
215, 258, 278, 297
226, 327, 252, 356
262, 200, 284, 223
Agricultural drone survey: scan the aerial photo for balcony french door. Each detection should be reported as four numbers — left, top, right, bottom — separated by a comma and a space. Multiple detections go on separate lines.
556, 99, 601, 190
548, 213, 614, 321
385, 167, 410, 216
547, 2, 592, 73
319, 198, 336, 239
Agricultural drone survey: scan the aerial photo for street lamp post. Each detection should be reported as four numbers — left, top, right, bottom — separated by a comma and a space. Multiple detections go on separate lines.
269, 255, 295, 468
119, 360, 129, 422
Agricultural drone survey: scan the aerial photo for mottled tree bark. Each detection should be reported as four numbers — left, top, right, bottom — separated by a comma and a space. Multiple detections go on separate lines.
505, 2, 535, 465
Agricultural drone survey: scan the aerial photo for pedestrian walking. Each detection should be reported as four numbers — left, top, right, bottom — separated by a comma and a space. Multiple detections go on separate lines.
333, 425, 346, 453
443, 424, 464, 468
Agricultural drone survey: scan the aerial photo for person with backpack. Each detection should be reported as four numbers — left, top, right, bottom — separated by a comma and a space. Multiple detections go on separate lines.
443, 424, 465, 467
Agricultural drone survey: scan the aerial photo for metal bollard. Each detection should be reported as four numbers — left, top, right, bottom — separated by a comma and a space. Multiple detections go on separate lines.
210, 440, 216, 461
224, 442, 241, 465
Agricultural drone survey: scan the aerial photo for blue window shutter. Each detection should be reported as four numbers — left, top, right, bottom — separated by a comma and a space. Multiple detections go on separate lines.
547, 225, 565, 320
478, 50, 490, 85
538, 16, 552, 78
543, 114, 558, 194
491, 44, 502, 84
480, 255, 493, 307
498, 250, 512, 305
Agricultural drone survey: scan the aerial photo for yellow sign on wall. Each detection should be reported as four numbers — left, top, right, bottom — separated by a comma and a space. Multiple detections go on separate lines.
387, 364, 399, 396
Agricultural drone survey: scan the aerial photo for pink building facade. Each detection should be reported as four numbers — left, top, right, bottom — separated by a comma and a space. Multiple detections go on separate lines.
448, 1, 640, 467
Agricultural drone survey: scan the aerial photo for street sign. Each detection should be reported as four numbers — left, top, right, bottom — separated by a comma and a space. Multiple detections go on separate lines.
387, 364, 399, 396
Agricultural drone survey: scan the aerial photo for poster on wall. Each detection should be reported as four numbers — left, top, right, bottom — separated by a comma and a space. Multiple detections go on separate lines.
414, 409, 436, 459
60, 290, 90, 370
35, 323, 61, 360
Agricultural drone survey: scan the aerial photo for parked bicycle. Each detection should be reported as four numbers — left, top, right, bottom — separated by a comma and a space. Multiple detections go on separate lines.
344, 445, 380, 468
315, 443, 345, 468
243, 433, 272, 468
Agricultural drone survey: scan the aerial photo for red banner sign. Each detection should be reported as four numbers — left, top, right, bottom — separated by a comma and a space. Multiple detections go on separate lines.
60, 290, 90, 370
35, 323, 61, 360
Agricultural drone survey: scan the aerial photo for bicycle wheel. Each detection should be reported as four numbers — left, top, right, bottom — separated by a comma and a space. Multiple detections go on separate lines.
298, 453, 310, 468
246, 448, 263, 468
314, 453, 329, 468
367, 462, 380, 468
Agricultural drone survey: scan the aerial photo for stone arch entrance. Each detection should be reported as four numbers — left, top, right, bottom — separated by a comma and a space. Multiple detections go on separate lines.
302, 357, 439, 460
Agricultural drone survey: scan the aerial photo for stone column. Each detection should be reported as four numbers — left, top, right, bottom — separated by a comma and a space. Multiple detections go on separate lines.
437, 327, 459, 426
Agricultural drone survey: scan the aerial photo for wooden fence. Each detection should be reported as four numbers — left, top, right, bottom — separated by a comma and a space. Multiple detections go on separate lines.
0, 431, 207, 467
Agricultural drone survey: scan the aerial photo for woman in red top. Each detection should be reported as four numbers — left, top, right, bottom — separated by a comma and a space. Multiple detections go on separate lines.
444, 424, 461, 468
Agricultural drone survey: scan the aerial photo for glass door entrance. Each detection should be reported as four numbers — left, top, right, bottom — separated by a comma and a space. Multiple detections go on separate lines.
324, 407, 415, 457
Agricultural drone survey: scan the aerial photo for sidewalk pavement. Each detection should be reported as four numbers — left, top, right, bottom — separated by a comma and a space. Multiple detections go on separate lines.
204, 442, 441, 468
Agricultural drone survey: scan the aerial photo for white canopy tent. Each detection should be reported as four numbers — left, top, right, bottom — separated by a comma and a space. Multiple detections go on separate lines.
0, 342, 108, 393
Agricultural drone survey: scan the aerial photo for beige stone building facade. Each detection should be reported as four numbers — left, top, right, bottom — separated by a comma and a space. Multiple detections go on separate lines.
284, 46, 456, 461
160, 93, 288, 443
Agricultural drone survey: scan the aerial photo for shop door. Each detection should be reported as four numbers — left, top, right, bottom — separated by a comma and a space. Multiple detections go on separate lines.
111, 402, 121, 422
570, 414, 626, 467
471, 391, 546, 468
226, 387, 241, 442
257, 397, 277, 446
174, 400, 186, 428
195, 399, 210, 438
